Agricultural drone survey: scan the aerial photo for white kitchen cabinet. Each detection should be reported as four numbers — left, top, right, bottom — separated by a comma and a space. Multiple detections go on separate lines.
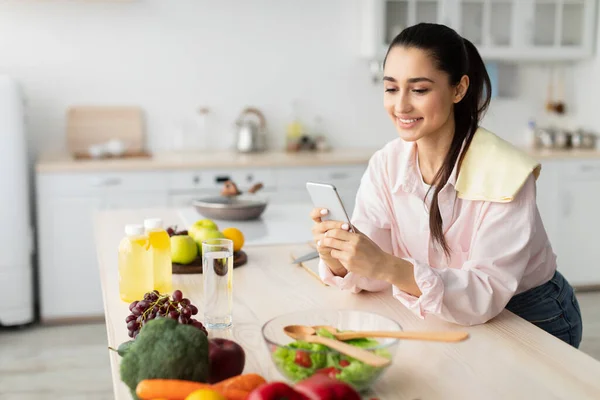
533, 158, 600, 287
168, 168, 276, 192
168, 167, 277, 207
535, 160, 561, 251
361, 0, 597, 62
266, 188, 359, 216
275, 165, 367, 190
556, 179, 600, 286
169, 193, 207, 208
272, 165, 367, 214
105, 192, 169, 210
168, 165, 367, 213
36, 172, 170, 321
552, 160, 600, 287
37, 196, 105, 320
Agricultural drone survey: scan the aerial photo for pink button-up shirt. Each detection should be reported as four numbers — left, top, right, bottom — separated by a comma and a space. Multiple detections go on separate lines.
319, 138, 557, 326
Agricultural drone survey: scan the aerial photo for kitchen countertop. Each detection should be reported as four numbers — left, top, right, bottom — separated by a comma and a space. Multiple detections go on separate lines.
36, 146, 600, 173
526, 147, 600, 160
36, 148, 378, 172
95, 207, 600, 400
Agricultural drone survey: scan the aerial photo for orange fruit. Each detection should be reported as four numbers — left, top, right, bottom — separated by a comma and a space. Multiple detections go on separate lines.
222, 227, 245, 252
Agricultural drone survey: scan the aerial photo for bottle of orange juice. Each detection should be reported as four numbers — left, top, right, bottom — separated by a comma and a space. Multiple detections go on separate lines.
144, 218, 172, 294
118, 224, 152, 302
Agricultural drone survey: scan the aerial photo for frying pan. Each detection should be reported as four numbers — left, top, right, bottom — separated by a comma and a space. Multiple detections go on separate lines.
192, 193, 268, 221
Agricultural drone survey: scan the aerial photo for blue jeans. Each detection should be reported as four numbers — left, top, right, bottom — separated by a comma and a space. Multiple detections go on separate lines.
505, 270, 583, 348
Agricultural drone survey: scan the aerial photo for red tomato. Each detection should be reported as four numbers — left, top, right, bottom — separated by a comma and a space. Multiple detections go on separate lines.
315, 367, 341, 380
294, 351, 312, 368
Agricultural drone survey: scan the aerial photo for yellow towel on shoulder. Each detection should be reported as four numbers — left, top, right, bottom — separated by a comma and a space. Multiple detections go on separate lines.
455, 127, 541, 203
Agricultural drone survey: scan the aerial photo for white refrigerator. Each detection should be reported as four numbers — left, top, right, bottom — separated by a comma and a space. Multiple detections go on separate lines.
0, 75, 34, 326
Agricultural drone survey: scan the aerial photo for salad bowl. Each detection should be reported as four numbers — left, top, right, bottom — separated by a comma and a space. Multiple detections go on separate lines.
261, 309, 401, 391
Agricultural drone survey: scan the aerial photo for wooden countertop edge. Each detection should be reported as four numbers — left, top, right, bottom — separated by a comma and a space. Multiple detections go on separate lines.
35, 149, 378, 173
35, 147, 600, 173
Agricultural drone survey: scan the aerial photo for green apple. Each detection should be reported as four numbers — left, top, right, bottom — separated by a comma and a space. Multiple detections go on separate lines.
189, 219, 219, 239
193, 228, 226, 254
170, 235, 198, 264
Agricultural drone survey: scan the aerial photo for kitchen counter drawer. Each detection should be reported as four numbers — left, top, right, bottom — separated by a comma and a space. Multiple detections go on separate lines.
168, 168, 277, 191
562, 160, 600, 180
275, 165, 367, 190
37, 171, 169, 196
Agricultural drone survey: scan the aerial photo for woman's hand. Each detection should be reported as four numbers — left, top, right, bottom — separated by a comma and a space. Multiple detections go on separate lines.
311, 210, 420, 295
310, 208, 349, 277
310, 208, 349, 257
321, 225, 392, 282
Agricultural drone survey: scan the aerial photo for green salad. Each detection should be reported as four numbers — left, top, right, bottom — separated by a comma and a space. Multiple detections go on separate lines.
272, 328, 392, 390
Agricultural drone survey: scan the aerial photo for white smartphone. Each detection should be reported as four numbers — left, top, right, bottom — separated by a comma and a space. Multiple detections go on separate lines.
306, 181, 354, 232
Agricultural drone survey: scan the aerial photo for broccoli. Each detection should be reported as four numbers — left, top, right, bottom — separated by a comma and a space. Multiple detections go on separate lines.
119, 317, 209, 399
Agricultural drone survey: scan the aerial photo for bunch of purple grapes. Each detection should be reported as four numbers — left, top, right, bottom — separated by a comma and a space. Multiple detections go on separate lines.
125, 289, 207, 338
166, 226, 188, 237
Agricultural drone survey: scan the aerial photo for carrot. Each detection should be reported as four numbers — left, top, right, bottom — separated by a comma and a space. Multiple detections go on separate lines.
136, 374, 266, 400
212, 374, 267, 393
135, 379, 212, 399
221, 388, 250, 400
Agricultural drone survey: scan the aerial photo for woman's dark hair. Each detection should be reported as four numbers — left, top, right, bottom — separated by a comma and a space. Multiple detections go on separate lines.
383, 23, 491, 256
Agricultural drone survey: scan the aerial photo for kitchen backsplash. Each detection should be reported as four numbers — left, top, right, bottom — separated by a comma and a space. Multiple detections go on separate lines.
0, 0, 599, 160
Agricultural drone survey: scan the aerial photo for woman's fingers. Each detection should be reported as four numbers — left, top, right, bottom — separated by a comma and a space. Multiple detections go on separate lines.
329, 248, 347, 261
324, 227, 354, 241
311, 208, 328, 245
311, 208, 354, 255
310, 207, 329, 223
321, 235, 351, 251
314, 220, 351, 234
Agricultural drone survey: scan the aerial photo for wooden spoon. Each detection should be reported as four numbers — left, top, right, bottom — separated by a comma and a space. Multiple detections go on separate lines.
283, 325, 391, 368
313, 325, 469, 343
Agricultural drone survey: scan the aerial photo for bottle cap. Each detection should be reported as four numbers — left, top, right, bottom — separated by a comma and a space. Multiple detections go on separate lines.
143, 218, 163, 230
125, 224, 144, 236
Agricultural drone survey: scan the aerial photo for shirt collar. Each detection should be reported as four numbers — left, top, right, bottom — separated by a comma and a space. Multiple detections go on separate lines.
391, 140, 418, 194
392, 139, 464, 194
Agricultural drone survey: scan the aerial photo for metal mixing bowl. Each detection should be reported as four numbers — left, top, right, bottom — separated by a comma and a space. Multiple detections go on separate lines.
192, 194, 268, 221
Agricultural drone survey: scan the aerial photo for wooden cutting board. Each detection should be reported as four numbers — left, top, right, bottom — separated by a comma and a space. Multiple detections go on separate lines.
172, 250, 248, 274
66, 106, 145, 156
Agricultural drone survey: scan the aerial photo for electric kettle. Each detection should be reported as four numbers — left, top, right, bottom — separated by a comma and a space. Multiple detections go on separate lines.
234, 107, 267, 153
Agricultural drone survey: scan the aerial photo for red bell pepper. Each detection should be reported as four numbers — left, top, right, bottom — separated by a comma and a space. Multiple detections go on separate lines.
294, 374, 361, 400
246, 374, 361, 400
246, 381, 310, 400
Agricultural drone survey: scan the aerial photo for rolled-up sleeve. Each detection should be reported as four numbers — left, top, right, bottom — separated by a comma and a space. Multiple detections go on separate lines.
393, 174, 539, 325
318, 151, 393, 293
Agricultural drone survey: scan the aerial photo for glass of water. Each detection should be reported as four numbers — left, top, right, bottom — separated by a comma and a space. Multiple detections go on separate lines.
202, 238, 234, 329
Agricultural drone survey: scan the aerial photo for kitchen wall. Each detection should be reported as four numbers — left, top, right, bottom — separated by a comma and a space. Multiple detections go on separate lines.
0, 0, 597, 159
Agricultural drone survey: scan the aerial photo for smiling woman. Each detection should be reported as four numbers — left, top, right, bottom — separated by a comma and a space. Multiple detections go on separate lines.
310, 23, 583, 349
381, 24, 489, 254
